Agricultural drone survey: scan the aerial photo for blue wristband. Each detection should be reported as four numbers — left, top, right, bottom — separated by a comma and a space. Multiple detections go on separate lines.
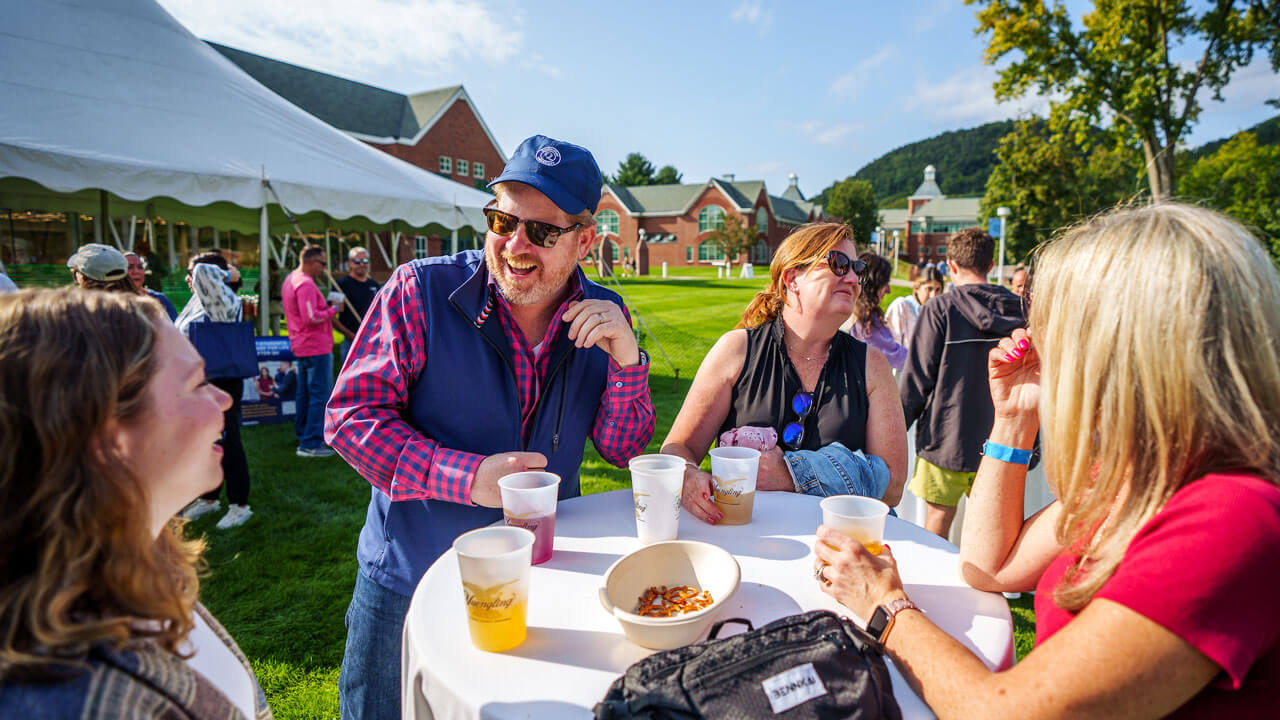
982, 440, 1032, 465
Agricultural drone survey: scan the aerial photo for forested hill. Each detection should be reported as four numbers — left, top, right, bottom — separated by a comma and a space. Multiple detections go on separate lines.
1187, 114, 1280, 162
813, 114, 1278, 210
814, 120, 1016, 208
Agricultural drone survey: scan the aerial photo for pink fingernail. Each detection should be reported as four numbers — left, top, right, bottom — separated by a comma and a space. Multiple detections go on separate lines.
1004, 353, 1016, 361
1017, 339, 1030, 350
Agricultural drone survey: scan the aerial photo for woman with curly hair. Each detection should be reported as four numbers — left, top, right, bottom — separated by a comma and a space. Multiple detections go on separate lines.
0, 288, 271, 719
841, 252, 907, 371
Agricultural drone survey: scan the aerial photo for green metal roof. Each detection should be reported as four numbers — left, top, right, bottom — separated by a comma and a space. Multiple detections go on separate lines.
912, 196, 980, 220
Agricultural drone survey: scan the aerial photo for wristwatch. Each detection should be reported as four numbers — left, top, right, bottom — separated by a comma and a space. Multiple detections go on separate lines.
866, 597, 919, 643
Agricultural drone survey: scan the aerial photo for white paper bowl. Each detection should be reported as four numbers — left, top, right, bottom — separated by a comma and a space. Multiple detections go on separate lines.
598, 540, 741, 650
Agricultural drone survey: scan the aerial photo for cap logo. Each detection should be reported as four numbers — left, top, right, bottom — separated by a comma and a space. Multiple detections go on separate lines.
534, 146, 562, 166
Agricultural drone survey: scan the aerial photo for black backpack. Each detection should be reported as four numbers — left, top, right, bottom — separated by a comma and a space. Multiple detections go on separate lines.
594, 610, 902, 720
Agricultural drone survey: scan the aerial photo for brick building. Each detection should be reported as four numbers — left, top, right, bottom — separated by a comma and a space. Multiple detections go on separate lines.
877, 165, 980, 263
210, 43, 502, 279
593, 174, 825, 273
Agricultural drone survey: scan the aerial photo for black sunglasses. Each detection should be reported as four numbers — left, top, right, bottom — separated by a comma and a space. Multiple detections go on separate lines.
824, 250, 867, 279
483, 206, 583, 248
781, 391, 815, 449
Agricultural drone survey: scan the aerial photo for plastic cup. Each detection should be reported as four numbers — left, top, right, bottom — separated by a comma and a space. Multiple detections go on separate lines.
454, 525, 535, 652
327, 290, 345, 304
820, 495, 889, 555
629, 454, 685, 543
498, 471, 560, 565
708, 446, 760, 525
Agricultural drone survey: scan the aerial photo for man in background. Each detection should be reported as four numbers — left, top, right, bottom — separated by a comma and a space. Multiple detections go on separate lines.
282, 245, 342, 457
124, 251, 177, 320
334, 246, 380, 364
900, 228, 1025, 539
67, 243, 133, 293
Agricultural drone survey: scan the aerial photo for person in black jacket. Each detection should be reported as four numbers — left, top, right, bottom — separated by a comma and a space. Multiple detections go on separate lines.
899, 228, 1024, 538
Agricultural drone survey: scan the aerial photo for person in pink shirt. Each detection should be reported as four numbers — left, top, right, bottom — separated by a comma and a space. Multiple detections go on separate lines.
282, 245, 341, 457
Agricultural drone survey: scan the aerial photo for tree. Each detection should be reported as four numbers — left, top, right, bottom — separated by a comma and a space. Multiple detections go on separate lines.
1179, 131, 1280, 261
609, 153, 684, 186
612, 153, 655, 186
980, 118, 1143, 262
653, 165, 683, 184
969, 0, 1280, 201
704, 214, 759, 272
824, 178, 879, 245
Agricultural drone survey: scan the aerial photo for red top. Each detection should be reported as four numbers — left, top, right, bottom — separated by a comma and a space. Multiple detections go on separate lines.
1035, 472, 1280, 717
281, 269, 337, 357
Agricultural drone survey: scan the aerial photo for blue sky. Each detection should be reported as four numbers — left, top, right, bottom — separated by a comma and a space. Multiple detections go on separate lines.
161, 0, 1278, 199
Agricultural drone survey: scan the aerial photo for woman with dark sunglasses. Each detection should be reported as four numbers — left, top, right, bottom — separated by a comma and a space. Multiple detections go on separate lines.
662, 222, 908, 524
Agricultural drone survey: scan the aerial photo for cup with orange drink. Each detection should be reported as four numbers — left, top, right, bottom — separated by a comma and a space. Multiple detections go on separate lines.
453, 525, 535, 652
819, 495, 889, 555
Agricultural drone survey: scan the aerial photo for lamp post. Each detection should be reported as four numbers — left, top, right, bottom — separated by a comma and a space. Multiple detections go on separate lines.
875, 225, 883, 257
996, 207, 1011, 285
891, 230, 900, 276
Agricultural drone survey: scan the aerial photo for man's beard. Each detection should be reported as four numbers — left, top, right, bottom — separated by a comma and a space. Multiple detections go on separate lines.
485, 246, 576, 307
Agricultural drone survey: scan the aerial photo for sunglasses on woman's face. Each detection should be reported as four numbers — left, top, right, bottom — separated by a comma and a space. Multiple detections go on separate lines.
824, 250, 867, 279
483, 206, 583, 249
781, 391, 815, 449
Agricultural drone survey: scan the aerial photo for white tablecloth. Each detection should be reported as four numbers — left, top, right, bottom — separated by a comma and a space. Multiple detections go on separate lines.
403, 490, 1014, 720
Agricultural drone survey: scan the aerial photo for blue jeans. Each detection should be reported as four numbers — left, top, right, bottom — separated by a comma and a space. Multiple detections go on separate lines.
294, 352, 333, 450
340, 571, 412, 720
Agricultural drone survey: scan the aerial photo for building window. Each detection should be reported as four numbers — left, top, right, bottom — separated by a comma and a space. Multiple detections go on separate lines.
415, 235, 428, 259
697, 205, 725, 234
756, 207, 768, 234
611, 241, 620, 261
457, 159, 469, 176
473, 161, 485, 179
752, 238, 769, 263
937, 245, 947, 256
698, 241, 726, 262
686, 246, 693, 262
438, 156, 451, 174
921, 246, 931, 256
596, 209, 619, 236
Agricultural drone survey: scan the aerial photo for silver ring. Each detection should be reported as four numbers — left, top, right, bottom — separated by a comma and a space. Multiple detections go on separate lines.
597, 312, 607, 322
813, 565, 827, 583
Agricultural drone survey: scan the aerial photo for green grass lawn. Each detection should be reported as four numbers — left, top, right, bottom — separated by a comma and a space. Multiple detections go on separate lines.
196, 272, 1034, 718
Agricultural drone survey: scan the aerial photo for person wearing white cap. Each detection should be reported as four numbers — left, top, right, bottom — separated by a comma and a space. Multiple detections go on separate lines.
67, 243, 133, 293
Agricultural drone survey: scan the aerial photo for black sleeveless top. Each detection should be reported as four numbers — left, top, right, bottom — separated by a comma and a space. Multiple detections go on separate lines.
720, 318, 869, 452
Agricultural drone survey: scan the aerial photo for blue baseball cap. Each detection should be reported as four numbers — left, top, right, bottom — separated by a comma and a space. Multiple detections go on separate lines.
487, 135, 603, 215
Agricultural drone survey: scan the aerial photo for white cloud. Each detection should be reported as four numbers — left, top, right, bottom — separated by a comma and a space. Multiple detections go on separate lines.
904, 65, 1050, 124
157, 0, 518, 83
1215, 58, 1280, 107
731, 1, 773, 30
790, 120, 862, 146
815, 124, 860, 145
831, 45, 897, 98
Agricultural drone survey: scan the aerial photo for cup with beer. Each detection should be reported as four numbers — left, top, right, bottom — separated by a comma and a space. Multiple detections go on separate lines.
708, 446, 760, 525
628, 454, 685, 543
820, 495, 889, 555
453, 525, 535, 652
498, 471, 560, 565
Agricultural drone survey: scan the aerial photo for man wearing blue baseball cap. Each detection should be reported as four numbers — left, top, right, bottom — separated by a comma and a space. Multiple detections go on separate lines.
325, 135, 655, 720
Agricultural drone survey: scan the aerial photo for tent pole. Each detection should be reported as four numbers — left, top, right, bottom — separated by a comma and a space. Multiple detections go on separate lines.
325, 228, 332, 274
259, 202, 269, 336
126, 215, 136, 251
167, 221, 176, 268
213, 227, 220, 250
95, 190, 107, 245
450, 227, 458, 256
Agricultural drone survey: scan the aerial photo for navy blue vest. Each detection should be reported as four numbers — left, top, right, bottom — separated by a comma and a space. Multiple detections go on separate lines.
356, 251, 622, 596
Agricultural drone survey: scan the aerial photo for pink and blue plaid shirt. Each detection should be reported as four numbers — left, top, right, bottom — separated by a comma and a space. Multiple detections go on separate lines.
325, 264, 654, 505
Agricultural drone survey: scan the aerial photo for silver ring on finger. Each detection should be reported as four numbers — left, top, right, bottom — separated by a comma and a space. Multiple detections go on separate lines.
813, 564, 828, 583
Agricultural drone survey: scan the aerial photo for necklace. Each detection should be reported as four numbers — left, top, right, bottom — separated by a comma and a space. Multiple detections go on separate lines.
787, 341, 828, 362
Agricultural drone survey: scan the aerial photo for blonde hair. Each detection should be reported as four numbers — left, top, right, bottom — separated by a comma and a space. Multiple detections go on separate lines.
1033, 203, 1280, 611
739, 222, 852, 328
0, 289, 204, 677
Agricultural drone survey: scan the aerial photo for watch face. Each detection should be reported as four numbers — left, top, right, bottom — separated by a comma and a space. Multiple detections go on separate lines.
867, 605, 891, 640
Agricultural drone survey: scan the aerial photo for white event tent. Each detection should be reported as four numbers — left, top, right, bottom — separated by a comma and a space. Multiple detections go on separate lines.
0, 0, 495, 331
